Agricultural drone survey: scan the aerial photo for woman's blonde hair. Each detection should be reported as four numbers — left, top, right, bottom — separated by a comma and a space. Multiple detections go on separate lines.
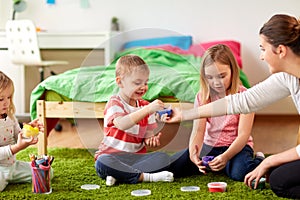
0, 71, 15, 119
200, 44, 241, 104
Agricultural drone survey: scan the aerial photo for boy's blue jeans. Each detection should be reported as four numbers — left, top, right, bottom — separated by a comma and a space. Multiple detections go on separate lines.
95, 152, 171, 184
169, 144, 263, 181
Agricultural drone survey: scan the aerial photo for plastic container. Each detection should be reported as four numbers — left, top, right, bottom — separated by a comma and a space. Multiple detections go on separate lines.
31, 164, 51, 194
131, 189, 151, 196
180, 186, 200, 192
23, 124, 39, 138
207, 182, 227, 192
251, 178, 266, 189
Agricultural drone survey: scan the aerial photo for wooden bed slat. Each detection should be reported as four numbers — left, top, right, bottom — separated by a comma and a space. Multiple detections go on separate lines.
36, 100, 193, 155
42, 101, 106, 118
36, 100, 300, 155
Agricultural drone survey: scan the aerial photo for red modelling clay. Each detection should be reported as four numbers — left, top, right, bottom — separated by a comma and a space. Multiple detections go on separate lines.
207, 182, 227, 192
209, 187, 224, 192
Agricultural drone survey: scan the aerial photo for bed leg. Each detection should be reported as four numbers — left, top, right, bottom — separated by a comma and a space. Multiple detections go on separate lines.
37, 100, 47, 155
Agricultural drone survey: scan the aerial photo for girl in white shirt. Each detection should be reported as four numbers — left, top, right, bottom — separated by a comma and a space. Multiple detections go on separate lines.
0, 71, 44, 192
166, 14, 300, 199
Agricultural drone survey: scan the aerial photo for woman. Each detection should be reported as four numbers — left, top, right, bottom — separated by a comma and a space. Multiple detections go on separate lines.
166, 14, 300, 199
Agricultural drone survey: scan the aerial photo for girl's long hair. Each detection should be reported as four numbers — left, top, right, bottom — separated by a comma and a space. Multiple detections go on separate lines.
200, 44, 241, 104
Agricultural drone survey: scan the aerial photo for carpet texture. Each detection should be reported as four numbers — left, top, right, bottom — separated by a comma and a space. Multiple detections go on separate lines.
1, 148, 284, 200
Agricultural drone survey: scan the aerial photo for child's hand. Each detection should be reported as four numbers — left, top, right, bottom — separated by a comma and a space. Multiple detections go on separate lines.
190, 144, 206, 174
148, 100, 164, 114
144, 132, 162, 147
18, 132, 38, 147
28, 118, 44, 133
207, 154, 227, 171
11, 132, 38, 154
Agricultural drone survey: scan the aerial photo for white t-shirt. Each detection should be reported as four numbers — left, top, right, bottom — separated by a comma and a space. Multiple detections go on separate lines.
225, 72, 300, 157
0, 116, 21, 167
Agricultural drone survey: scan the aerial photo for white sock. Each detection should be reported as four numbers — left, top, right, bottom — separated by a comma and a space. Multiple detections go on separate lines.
106, 176, 116, 186
255, 152, 265, 159
143, 171, 174, 182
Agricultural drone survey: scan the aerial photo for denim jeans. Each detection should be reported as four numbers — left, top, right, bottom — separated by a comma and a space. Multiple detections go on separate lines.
169, 144, 263, 181
95, 152, 171, 184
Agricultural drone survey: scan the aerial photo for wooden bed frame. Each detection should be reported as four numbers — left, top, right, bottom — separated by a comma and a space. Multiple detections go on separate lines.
36, 100, 193, 155
36, 100, 300, 155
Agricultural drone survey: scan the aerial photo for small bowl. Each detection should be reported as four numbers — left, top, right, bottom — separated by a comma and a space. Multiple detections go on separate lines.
207, 182, 227, 192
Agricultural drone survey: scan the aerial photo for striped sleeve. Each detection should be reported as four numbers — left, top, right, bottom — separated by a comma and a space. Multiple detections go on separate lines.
104, 97, 126, 127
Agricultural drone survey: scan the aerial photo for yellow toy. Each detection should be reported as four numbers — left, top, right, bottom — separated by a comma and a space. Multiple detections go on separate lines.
23, 124, 39, 138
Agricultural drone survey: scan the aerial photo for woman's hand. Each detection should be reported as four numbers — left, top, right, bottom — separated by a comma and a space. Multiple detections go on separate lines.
244, 158, 269, 189
164, 107, 182, 123
208, 154, 228, 171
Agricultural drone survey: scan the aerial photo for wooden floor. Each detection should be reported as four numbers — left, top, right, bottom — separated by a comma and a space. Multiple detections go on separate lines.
46, 115, 299, 154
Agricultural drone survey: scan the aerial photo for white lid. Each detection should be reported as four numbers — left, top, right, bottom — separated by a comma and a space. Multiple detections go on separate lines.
81, 184, 100, 190
180, 186, 200, 192
131, 189, 151, 196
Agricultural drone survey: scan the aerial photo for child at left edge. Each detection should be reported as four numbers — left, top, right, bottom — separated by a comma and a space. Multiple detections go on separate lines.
0, 71, 45, 192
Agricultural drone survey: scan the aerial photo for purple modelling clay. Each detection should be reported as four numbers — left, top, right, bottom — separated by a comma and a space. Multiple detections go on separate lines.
202, 156, 214, 168
156, 108, 172, 117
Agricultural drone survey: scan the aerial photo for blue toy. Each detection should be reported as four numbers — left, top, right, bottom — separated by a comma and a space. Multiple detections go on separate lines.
156, 108, 172, 117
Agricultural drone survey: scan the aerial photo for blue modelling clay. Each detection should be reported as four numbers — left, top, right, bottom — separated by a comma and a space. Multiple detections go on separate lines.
156, 108, 172, 117
202, 156, 214, 168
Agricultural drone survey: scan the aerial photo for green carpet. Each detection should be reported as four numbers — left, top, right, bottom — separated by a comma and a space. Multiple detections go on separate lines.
1, 148, 285, 200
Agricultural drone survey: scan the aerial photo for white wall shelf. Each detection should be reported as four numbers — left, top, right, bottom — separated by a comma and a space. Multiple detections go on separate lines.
0, 31, 115, 114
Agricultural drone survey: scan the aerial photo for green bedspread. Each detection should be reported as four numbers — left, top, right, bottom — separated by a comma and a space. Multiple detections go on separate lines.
30, 48, 250, 119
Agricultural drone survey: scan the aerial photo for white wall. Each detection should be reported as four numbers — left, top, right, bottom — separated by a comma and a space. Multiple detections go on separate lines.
0, 0, 299, 114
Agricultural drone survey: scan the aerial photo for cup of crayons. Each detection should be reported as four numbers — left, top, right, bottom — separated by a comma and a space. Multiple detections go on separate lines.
30, 154, 54, 194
